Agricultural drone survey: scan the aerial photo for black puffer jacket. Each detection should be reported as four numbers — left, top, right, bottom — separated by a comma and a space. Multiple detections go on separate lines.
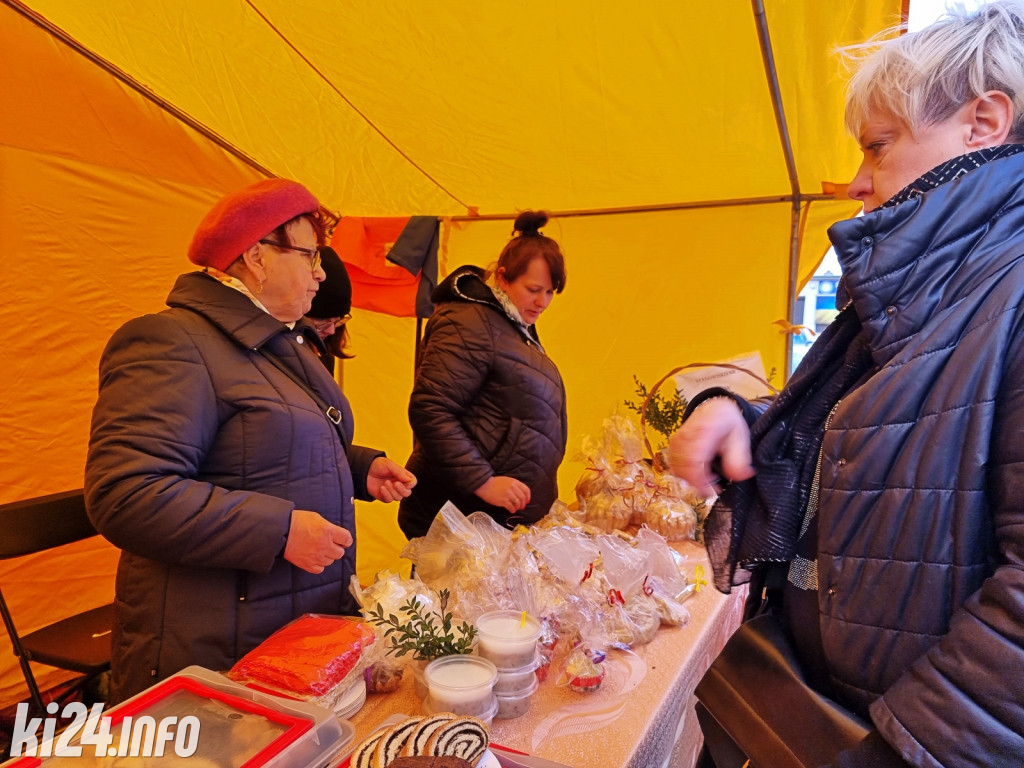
85, 272, 382, 700
399, 266, 567, 538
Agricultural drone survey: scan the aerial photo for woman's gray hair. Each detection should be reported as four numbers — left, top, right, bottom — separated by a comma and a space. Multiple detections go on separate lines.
843, 1, 1024, 142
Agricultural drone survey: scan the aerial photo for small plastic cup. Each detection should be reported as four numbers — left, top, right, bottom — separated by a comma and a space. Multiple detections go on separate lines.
423, 655, 497, 717
476, 611, 541, 669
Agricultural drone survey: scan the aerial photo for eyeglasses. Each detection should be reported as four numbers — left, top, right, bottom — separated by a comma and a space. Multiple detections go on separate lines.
313, 315, 352, 333
259, 239, 322, 272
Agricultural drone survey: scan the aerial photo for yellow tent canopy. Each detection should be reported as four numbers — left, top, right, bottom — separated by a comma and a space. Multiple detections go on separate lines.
0, 0, 901, 706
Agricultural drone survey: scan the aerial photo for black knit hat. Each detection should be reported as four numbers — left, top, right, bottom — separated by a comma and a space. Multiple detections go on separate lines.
308, 246, 352, 319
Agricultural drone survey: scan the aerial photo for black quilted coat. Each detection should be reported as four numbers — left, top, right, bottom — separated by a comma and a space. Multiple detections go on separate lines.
399, 266, 567, 538
827, 154, 1024, 766
714, 153, 1024, 767
85, 272, 382, 701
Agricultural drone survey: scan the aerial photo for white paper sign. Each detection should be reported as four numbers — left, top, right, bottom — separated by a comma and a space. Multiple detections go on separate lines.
672, 351, 774, 404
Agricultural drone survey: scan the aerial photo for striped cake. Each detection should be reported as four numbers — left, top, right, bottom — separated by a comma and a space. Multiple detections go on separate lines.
349, 713, 490, 768
400, 713, 457, 756
423, 716, 489, 765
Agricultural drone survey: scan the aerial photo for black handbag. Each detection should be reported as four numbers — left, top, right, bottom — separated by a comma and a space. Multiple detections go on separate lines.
694, 612, 870, 768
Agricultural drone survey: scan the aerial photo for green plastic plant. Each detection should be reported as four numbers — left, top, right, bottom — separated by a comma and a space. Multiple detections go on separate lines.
364, 588, 477, 662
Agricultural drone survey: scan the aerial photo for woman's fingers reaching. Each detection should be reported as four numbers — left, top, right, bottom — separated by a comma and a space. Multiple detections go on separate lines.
667, 397, 754, 496
474, 476, 531, 514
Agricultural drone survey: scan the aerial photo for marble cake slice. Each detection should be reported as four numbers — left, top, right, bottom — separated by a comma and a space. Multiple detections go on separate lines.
422, 716, 490, 766
401, 713, 457, 756
371, 716, 424, 768
349, 728, 387, 768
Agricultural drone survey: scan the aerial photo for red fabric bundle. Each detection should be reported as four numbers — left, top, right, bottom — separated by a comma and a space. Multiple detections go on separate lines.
229, 614, 375, 696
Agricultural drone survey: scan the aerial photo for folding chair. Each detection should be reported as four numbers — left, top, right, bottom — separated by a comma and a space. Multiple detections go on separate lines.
0, 489, 114, 714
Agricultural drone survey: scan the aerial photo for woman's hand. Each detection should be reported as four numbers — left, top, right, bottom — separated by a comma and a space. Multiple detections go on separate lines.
667, 397, 755, 496
367, 457, 417, 502
475, 476, 531, 514
284, 509, 353, 574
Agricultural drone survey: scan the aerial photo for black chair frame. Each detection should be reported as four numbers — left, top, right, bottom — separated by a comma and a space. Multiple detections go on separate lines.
0, 489, 114, 715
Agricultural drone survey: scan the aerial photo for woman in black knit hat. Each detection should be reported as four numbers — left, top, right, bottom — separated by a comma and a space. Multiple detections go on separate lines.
305, 246, 353, 372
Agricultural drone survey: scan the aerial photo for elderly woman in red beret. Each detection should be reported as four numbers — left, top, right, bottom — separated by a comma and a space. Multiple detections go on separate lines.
85, 178, 416, 701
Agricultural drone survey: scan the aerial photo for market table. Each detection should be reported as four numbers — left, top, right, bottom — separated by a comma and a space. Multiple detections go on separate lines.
347, 541, 747, 768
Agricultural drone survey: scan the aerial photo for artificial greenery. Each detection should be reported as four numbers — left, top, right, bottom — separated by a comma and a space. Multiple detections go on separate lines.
364, 588, 477, 661
623, 374, 688, 445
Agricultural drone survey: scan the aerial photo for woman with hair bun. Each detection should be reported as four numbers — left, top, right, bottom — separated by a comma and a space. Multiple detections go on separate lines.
399, 210, 568, 539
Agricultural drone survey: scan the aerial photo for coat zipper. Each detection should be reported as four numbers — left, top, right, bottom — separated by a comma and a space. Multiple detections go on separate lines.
779, 399, 843, 598
803, 399, 842, 537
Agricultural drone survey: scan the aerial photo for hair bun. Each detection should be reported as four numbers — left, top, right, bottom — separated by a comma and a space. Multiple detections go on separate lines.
514, 210, 549, 237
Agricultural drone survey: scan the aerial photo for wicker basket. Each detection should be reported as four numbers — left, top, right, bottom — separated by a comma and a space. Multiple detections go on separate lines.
639, 362, 779, 471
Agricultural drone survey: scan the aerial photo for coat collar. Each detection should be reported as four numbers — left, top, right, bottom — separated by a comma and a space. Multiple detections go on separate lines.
433, 265, 544, 349
166, 271, 319, 351
828, 151, 1024, 364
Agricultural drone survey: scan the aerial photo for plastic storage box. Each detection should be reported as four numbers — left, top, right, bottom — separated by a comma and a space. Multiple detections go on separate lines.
4, 665, 355, 767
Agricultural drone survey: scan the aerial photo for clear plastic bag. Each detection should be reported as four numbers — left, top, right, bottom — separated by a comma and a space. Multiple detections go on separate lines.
635, 527, 695, 626
226, 614, 376, 707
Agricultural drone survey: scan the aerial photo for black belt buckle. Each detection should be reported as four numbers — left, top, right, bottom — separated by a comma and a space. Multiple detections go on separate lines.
326, 406, 342, 425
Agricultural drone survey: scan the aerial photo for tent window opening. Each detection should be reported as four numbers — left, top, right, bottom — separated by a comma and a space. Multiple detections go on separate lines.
791, 248, 842, 373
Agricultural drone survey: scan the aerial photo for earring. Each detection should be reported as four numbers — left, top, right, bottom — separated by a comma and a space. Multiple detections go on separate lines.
255, 279, 264, 296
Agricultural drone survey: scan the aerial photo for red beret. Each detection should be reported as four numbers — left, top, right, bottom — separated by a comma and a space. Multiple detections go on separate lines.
188, 179, 320, 271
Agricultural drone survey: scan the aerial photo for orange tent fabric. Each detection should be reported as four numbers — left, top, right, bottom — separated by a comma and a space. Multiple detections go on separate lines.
0, 0, 902, 708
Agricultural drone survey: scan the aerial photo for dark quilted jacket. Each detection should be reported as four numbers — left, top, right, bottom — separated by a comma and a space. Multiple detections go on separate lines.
399, 266, 567, 538
85, 272, 382, 701
799, 154, 1024, 766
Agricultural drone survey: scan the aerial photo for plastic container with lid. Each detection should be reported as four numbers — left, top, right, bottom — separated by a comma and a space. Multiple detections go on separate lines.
494, 676, 540, 719
492, 651, 540, 694
409, 658, 429, 700
423, 690, 499, 727
476, 610, 541, 669
5, 665, 355, 768
423, 655, 497, 717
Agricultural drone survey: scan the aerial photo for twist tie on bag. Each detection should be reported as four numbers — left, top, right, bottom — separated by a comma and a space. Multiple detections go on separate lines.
607, 589, 625, 606
580, 562, 594, 584
693, 564, 708, 593
642, 575, 654, 597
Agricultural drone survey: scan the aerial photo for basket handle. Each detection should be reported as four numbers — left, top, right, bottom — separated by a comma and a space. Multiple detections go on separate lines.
640, 362, 779, 471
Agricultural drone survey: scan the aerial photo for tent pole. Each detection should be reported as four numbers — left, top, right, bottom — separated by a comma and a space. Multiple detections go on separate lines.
446, 192, 838, 223
752, 0, 801, 380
